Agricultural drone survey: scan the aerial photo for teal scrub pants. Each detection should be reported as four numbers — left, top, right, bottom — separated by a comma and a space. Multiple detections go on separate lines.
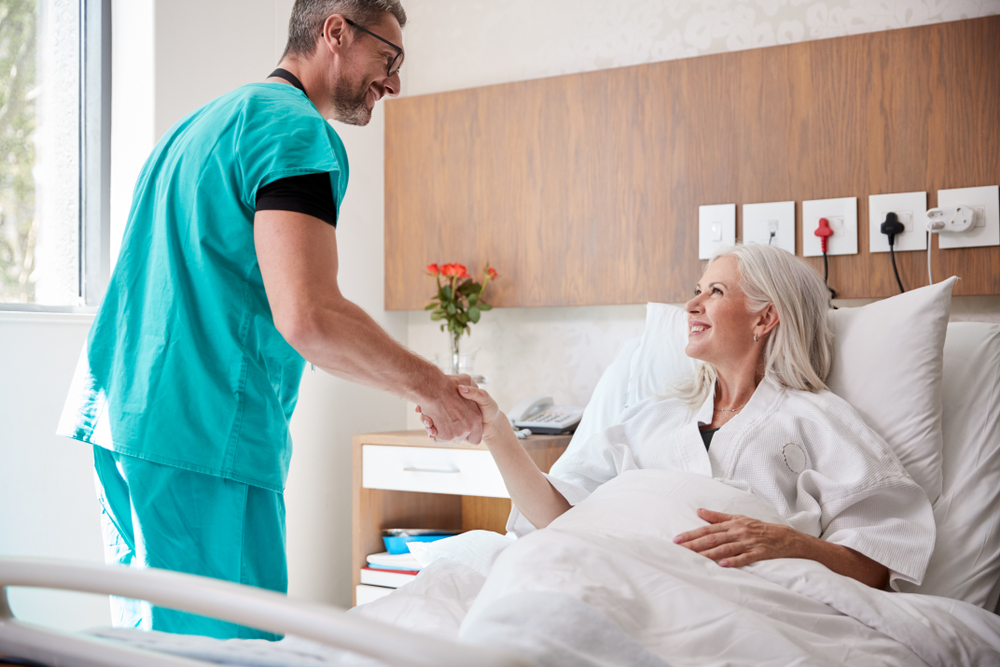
92, 446, 287, 639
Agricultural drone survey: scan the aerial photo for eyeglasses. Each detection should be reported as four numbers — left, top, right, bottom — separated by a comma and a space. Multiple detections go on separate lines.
343, 17, 404, 77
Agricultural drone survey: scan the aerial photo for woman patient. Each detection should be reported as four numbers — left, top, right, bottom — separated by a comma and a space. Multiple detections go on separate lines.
421, 244, 934, 590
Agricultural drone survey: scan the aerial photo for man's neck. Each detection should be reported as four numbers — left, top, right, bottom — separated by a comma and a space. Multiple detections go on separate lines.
268, 59, 328, 115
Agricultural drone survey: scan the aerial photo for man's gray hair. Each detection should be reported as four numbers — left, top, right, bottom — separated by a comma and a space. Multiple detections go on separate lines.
283, 0, 406, 59
673, 243, 834, 405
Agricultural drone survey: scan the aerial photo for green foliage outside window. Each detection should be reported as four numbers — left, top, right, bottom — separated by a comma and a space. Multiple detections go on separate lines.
0, 0, 37, 303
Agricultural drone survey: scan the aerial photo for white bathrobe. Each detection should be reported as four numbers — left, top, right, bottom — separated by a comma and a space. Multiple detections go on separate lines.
509, 375, 935, 589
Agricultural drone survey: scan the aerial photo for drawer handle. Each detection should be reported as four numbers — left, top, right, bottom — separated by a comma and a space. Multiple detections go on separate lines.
402, 466, 460, 474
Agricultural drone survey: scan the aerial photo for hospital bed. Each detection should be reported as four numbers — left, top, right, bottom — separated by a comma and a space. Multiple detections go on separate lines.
2, 278, 1000, 666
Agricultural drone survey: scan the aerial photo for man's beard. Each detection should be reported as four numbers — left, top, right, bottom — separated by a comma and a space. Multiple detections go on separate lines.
331, 77, 374, 126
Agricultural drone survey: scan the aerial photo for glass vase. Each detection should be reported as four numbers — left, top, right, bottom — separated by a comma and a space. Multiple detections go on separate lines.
449, 330, 463, 375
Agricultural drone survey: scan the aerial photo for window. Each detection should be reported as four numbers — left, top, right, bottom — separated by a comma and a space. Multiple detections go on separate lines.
0, 0, 110, 311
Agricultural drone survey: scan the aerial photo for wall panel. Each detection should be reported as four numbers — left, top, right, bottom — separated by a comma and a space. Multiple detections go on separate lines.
385, 17, 1000, 309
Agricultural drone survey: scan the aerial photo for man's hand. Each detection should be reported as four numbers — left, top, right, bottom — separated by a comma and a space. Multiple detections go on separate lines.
673, 509, 802, 568
415, 374, 484, 444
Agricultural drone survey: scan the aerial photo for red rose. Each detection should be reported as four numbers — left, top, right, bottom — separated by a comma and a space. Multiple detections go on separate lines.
455, 264, 469, 279
487, 267, 498, 280
441, 263, 457, 277
426, 263, 440, 275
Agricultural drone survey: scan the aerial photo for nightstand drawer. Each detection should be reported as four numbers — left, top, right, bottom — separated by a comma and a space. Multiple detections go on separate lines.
361, 445, 509, 498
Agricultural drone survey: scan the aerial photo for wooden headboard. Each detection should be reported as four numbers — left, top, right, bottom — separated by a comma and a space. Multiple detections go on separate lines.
384, 16, 999, 309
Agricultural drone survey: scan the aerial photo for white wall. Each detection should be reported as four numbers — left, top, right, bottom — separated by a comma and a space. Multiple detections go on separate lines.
3, 0, 1000, 632
0, 312, 106, 629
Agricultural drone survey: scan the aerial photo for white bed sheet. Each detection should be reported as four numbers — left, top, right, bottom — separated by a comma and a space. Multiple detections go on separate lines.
92, 470, 1000, 667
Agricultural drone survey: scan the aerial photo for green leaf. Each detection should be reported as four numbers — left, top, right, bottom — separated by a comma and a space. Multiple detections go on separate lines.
430, 311, 444, 321
424, 302, 438, 310
442, 285, 453, 301
447, 303, 456, 315
468, 307, 480, 323
439, 324, 445, 332
468, 294, 478, 305
479, 303, 492, 311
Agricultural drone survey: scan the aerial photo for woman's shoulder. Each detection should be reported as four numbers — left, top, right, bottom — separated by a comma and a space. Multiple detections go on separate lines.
777, 384, 900, 458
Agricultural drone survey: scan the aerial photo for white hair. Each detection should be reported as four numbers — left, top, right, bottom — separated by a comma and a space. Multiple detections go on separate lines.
673, 243, 834, 406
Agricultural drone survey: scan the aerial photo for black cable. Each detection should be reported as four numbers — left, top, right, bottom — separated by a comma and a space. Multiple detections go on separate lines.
880, 211, 906, 294
889, 245, 905, 294
822, 251, 837, 300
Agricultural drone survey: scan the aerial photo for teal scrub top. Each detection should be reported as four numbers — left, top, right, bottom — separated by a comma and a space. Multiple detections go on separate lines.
58, 82, 349, 492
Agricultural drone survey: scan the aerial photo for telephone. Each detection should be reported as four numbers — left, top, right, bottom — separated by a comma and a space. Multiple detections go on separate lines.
507, 396, 584, 435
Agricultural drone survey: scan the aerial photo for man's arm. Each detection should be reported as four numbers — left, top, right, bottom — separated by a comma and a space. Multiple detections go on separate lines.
254, 209, 482, 443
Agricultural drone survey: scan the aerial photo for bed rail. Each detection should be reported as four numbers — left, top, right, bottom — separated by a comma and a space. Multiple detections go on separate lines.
0, 558, 531, 667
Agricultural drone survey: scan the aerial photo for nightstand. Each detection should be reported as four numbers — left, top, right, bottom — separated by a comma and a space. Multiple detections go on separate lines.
351, 430, 570, 604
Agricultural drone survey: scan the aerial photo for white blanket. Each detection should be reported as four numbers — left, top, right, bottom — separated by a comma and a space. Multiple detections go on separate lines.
93, 470, 1000, 667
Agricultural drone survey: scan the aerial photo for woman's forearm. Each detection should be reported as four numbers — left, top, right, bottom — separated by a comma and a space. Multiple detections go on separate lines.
482, 421, 571, 529
794, 533, 890, 589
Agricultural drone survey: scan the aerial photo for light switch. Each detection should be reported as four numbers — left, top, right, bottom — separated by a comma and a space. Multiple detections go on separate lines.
742, 201, 795, 255
699, 204, 736, 260
936, 186, 999, 249
801, 197, 858, 257
869, 192, 927, 253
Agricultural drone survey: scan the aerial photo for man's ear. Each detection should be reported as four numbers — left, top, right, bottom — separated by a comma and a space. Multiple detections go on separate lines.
321, 14, 350, 53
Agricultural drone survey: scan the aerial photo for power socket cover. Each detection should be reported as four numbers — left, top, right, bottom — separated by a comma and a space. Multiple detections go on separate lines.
802, 197, 858, 257
869, 192, 927, 253
937, 186, 999, 249
742, 201, 795, 255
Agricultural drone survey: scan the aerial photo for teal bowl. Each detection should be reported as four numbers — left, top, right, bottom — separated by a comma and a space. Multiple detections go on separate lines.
381, 529, 460, 555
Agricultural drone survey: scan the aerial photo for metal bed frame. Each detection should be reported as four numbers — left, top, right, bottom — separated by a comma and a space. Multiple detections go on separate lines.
0, 558, 529, 667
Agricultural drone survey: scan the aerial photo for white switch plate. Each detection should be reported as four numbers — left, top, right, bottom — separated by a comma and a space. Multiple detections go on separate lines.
936, 185, 1000, 249
742, 201, 795, 255
869, 191, 927, 253
699, 204, 736, 260
802, 197, 858, 257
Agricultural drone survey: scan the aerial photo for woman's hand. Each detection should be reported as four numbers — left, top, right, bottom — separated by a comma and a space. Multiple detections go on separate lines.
674, 508, 890, 588
673, 509, 803, 568
420, 384, 571, 529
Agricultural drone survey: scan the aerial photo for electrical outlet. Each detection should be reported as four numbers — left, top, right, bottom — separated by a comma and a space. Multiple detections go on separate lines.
742, 201, 795, 255
699, 204, 736, 260
802, 197, 858, 257
937, 186, 999, 249
869, 192, 927, 253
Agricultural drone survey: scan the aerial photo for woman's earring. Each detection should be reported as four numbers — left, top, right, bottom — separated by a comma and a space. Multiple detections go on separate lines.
754, 333, 759, 342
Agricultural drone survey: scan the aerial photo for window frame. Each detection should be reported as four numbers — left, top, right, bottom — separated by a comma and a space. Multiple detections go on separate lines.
0, 0, 112, 314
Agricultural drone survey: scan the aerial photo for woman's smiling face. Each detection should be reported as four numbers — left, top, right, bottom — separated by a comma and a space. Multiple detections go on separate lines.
684, 256, 761, 367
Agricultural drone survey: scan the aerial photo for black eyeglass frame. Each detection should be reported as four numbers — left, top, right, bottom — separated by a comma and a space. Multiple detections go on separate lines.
343, 17, 403, 77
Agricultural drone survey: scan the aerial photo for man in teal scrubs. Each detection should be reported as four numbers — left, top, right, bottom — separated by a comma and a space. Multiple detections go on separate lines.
57, 0, 481, 639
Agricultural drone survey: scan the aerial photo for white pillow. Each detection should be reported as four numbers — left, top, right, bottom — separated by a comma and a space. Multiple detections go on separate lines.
625, 303, 697, 409
826, 277, 956, 503
567, 337, 641, 450
899, 322, 1000, 611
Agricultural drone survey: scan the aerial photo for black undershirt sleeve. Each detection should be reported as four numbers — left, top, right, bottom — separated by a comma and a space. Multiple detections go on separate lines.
255, 172, 337, 227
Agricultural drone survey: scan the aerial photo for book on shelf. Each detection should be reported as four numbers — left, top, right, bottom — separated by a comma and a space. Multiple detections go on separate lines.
366, 551, 421, 571
359, 566, 418, 589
